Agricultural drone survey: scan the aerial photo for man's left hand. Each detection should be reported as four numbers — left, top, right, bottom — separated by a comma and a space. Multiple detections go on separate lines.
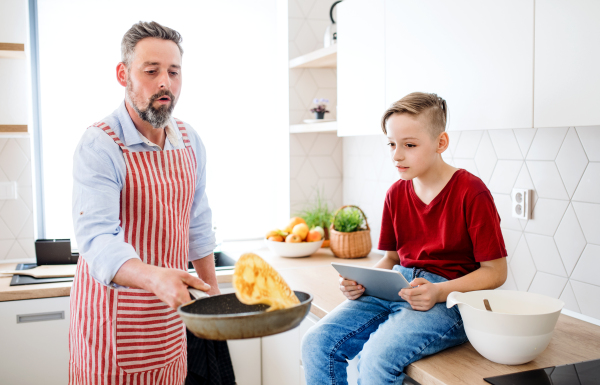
399, 278, 441, 311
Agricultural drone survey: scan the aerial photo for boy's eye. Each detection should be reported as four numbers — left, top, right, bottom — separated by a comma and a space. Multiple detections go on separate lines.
387, 142, 395, 147
406, 144, 416, 148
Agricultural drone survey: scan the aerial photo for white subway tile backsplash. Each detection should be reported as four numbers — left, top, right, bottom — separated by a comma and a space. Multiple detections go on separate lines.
488, 160, 522, 194
554, 204, 587, 276
526, 127, 568, 161
526, 161, 569, 200
570, 244, 600, 287
524, 233, 567, 277
559, 281, 581, 313
572, 201, 600, 245
576, 126, 600, 162
489, 130, 523, 160
572, 162, 600, 204
528, 272, 567, 299
524, 198, 569, 236
555, 128, 589, 197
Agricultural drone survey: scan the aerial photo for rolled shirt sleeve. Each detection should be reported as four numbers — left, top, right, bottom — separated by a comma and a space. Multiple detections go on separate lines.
187, 128, 217, 261
72, 128, 140, 286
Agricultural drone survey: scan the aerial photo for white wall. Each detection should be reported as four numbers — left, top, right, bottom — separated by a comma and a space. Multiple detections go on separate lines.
343, 126, 600, 322
289, 0, 343, 215
0, 0, 36, 261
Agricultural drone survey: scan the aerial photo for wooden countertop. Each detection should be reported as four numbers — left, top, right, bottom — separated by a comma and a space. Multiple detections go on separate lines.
2, 246, 600, 385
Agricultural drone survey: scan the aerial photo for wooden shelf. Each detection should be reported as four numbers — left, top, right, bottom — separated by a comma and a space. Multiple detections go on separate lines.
289, 45, 337, 69
290, 121, 337, 134
0, 43, 26, 59
0, 125, 28, 135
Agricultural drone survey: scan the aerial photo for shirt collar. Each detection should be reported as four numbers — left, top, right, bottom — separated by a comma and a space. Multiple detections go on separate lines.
116, 101, 181, 149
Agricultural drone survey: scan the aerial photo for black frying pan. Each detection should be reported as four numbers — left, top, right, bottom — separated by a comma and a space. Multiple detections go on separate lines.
177, 288, 313, 340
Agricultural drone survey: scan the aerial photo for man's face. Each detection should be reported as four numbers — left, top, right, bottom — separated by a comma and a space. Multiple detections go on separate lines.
386, 113, 443, 180
125, 37, 182, 128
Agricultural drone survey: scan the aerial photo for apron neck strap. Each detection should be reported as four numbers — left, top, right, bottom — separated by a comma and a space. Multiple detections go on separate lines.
174, 119, 193, 148
90, 122, 130, 153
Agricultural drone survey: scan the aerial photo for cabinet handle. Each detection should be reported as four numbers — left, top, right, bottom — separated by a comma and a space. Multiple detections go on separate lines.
17, 311, 65, 323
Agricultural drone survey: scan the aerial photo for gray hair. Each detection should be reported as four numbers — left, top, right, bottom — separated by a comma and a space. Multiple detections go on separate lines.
121, 21, 184, 67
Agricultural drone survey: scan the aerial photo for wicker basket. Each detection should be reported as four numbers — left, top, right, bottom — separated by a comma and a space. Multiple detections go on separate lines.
329, 205, 372, 259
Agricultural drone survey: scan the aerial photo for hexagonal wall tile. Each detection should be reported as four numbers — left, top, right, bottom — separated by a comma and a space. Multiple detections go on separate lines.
573, 162, 600, 204
570, 244, 600, 286
510, 236, 537, 291
295, 70, 319, 104
524, 233, 567, 277
454, 131, 482, 159
576, 126, 600, 162
572, 201, 600, 245
488, 160, 522, 194
513, 128, 536, 158
294, 21, 319, 55
492, 193, 522, 231
554, 204, 586, 276
570, 280, 600, 319
559, 281, 581, 313
309, 133, 340, 155
0, 139, 28, 181
528, 272, 567, 299
296, 160, 319, 198
308, 68, 337, 88
489, 129, 523, 160
526, 127, 568, 160
0, 198, 30, 239
555, 128, 589, 197
474, 132, 497, 185
501, 228, 522, 263
524, 199, 568, 236
526, 161, 569, 200
309, 156, 341, 178
447, 131, 461, 157
453, 159, 479, 177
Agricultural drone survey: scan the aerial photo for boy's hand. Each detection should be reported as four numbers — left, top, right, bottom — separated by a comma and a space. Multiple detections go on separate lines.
399, 278, 441, 311
339, 274, 365, 300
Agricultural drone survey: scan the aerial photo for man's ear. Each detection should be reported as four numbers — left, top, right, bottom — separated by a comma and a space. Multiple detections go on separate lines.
116, 62, 127, 87
436, 132, 449, 154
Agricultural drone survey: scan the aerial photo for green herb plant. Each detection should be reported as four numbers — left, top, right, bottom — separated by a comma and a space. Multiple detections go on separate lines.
295, 189, 332, 238
332, 207, 366, 233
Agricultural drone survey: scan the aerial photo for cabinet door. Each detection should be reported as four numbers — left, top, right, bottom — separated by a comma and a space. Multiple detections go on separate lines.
534, 0, 600, 128
0, 296, 70, 385
262, 327, 300, 385
228, 339, 261, 385
337, 0, 386, 136
385, 0, 534, 131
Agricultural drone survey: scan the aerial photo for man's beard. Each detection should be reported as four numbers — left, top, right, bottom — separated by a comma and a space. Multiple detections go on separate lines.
126, 80, 176, 129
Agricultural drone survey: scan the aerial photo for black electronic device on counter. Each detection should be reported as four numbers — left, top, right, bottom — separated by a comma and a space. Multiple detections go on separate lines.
35, 239, 78, 265
9, 263, 74, 286
484, 358, 600, 385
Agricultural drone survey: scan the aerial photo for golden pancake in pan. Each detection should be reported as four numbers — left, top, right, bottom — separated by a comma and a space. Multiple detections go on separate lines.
233, 253, 300, 312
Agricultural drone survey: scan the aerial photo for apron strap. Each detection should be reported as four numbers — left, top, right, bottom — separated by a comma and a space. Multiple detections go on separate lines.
89, 122, 130, 153
174, 119, 193, 148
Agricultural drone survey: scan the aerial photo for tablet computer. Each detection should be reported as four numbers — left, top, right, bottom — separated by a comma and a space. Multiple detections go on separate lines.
332, 263, 412, 302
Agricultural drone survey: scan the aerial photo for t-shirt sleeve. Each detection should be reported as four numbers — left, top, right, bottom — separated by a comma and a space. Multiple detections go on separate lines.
378, 191, 397, 251
466, 191, 507, 262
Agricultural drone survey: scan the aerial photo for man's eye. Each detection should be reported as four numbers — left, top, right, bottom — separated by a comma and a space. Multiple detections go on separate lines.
170, 72, 179, 76
146, 70, 156, 74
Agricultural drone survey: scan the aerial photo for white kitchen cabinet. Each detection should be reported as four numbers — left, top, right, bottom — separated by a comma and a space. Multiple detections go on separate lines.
0, 296, 70, 385
385, 0, 534, 132
534, 0, 600, 128
337, 0, 386, 136
262, 326, 301, 385
227, 339, 261, 385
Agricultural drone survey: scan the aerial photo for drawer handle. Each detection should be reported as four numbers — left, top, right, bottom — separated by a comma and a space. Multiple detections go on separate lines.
17, 311, 65, 323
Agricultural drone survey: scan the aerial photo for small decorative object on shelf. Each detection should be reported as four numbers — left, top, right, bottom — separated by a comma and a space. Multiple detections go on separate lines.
310, 98, 330, 119
329, 205, 372, 259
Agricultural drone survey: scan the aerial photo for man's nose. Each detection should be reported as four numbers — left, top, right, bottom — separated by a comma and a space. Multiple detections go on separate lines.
158, 70, 171, 89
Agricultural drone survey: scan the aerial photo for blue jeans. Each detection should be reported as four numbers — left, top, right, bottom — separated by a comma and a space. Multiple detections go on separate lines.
301, 265, 468, 385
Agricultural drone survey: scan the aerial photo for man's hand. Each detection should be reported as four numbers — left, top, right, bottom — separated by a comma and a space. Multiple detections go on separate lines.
339, 274, 365, 300
149, 268, 211, 309
399, 278, 441, 311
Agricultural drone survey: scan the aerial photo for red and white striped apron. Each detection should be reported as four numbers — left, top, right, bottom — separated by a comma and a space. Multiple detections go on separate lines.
69, 119, 197, 384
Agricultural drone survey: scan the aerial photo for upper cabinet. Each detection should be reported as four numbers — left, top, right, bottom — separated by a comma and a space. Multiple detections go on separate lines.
336, 0, 386, 137
534, 0, 600, 128
385, 0, 534, 132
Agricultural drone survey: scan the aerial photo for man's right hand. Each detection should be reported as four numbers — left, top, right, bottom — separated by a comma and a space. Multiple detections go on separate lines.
339, 274, 365, 300
112, 259, 211, 309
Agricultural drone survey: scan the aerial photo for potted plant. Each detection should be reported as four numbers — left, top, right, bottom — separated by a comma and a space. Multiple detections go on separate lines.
310, 98, 330, 119
329, 205, 372, 258
296, 190, 333, 247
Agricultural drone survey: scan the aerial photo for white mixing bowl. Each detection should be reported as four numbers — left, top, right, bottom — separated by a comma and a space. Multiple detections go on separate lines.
447, 290, 564, 365
264, 239, 323, 258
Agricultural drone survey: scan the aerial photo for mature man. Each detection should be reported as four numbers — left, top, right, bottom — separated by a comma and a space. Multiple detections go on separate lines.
70, 21, 218, 384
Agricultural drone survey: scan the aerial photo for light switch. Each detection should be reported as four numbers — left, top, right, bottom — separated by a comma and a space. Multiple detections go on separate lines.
511, 188, 531, 219
0, 182, 18, 200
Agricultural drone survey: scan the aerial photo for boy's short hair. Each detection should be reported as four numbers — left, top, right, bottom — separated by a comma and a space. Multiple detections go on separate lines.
381, 92, 448, 138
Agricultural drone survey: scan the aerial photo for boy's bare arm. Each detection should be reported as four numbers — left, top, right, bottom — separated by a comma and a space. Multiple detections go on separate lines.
400, 257, 507, 311
373, 250, 400, 270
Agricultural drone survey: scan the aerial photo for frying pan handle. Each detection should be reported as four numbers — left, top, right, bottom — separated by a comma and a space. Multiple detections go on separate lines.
188, 287, 210, 300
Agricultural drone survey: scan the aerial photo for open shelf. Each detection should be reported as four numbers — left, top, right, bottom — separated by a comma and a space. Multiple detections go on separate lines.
289, 121, 337, 134
0, 125, 28, 136
0, 43, 25, 59
289, 45, 337, 69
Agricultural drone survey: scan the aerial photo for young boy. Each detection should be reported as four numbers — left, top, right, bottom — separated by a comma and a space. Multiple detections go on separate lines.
301, 92, 507, 385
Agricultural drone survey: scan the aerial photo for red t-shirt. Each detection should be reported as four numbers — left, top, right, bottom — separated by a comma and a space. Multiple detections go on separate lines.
378, 169, 507, 280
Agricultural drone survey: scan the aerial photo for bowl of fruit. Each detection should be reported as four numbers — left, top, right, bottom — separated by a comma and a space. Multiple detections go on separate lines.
265, 217, 324, 258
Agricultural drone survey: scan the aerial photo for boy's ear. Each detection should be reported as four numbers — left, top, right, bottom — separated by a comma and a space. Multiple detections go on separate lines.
436, 132, 450, 154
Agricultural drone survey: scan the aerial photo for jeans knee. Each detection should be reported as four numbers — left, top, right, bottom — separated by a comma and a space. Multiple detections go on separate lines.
301, 324, 327, 362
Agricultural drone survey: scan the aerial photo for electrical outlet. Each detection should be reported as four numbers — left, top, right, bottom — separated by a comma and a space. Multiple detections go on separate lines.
0, 182, 17, 200
511, 188, 531, 219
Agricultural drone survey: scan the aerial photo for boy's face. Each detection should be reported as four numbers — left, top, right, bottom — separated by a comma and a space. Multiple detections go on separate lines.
385, 112, 447, 180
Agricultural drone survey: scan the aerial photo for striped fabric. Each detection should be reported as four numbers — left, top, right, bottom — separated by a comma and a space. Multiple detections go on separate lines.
69, 120, 197, 384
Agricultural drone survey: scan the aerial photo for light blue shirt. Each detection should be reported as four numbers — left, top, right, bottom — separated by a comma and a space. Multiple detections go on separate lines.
72, 102, 216, 286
